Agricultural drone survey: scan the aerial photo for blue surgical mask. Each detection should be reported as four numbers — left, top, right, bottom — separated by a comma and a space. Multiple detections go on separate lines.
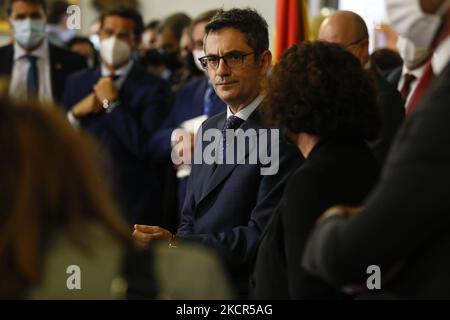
12, 18, 46, 49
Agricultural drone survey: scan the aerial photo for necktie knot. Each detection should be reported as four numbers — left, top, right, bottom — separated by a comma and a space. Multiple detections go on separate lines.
223, 115, 244, 132
400, 73, 417, 101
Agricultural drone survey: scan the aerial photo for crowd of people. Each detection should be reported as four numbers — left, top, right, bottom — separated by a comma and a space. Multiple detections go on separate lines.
1, 0, 450, 300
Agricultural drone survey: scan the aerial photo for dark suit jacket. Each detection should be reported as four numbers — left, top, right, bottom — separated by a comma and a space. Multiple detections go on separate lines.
251, 137, 379, 300
302, 62, 450, 299
369, 73, 405, 164
62, 64, 171, 225
0, 43, 87, 103
177, 109, 302, 295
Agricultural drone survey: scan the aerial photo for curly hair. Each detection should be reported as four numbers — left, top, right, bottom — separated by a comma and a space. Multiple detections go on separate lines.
262, 42, 381, 140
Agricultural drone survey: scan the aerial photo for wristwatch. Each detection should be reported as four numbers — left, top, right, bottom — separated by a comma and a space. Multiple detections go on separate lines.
102, 99, 120, 114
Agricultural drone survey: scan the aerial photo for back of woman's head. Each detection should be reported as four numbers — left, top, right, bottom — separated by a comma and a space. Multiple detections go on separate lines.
263, 41, 381, 140
0, 100, 130, 298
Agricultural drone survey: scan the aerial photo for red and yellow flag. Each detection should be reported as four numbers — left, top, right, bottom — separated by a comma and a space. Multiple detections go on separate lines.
274, 0, 309, 62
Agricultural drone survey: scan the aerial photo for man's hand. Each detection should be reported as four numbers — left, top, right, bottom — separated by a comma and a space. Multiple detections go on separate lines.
133, 225, 172, 250
71, 93, 103, 118
94, 77, 119, 102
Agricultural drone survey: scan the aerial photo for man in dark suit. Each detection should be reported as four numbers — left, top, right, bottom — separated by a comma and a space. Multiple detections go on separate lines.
319, 11, 405, 164
133, 8, 302, 297
63, 8, 171, 226
302, 0, 450, 299
0, 0, 86, 104
151, 10, 226, 217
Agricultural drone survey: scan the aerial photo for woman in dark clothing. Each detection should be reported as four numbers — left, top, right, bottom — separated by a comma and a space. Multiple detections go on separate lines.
251, 42, 381, 299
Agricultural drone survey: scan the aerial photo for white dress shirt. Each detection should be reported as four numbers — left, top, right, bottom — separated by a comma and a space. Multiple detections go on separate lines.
226, 94, 264, 121
9, 39, 53, 104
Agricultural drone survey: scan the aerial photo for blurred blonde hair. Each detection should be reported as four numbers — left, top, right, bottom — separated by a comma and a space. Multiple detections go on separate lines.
0, 98, 131, 299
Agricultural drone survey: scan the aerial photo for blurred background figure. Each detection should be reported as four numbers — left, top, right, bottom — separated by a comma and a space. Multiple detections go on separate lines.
0, 97, 141, 300
139, 19, 160, 55
387, 36, 432, 116
318, 10, 405, 165
0, 0, 87, 104
67, 36, 99, 68
45, 0, 75, 47
370, 48, 403, 78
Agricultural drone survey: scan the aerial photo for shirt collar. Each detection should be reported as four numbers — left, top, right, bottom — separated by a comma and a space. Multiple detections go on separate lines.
227, 94, 264, 121
402, 62, 427, 79
14, 39, 49, 61
432, 36, 450, 76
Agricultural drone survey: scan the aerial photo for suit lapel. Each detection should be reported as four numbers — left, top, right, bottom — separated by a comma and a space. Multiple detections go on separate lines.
48, 44, 65, 101
198, 110, 265, 205
0, 45, 14, 75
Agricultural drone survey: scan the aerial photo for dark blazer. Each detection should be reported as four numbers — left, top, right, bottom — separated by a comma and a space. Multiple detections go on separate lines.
368, 73, 405, 164
177, 109, 302, 295
0, 43, 87, 103
62, 64, 171, 225
251, 137, 379, 300
302, 62, 450, 299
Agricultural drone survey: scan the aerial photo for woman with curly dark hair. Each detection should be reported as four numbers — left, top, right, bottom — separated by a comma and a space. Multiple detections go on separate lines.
251, 42, 381, 300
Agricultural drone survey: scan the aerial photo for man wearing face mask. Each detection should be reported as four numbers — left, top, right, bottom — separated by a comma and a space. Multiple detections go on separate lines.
319, 11, 405, 165
62, 8, 171, 226
387, 36, 431, 113
0, 0, 87, 104
150, 10, 226, 223
302, 0, 450, 299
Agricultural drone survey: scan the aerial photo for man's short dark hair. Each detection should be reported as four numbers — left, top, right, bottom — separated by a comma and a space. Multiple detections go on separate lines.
205, 8, 269, 58
192, 9, 219, 28
6, 0, 47, 16
100, 7, 144, 39
160, 12, 192, 41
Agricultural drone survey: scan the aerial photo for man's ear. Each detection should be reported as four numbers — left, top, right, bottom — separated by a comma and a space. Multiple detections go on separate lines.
259, 50, 272, 76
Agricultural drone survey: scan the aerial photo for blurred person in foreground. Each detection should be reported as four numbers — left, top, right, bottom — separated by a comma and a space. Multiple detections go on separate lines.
302, 0, 450, 299
0, 98, 155, 300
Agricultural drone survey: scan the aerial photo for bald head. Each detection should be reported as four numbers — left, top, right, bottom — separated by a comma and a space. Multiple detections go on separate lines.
319, 11, 370, 64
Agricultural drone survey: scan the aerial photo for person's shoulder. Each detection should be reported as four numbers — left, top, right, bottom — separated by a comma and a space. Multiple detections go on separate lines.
0, 43, 13, 54
130, 63, 169, 86
49, 43, 86, 63
65, 66, 98, 84
202, 110, 227, 129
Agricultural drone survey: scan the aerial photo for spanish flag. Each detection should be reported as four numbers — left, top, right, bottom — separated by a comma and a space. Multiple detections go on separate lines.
274, 0, 309, 62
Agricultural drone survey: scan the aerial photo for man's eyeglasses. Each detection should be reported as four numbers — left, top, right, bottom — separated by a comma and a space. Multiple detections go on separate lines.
198, 51, 255, 70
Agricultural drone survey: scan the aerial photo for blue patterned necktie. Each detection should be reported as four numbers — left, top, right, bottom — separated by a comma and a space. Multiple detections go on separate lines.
203, 85, 215, 117
222, 115, 245, 162
26, 55, 39, 99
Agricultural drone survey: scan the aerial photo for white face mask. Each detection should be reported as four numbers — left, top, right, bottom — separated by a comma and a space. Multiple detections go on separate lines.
100, 37, 131, 69
192, 49, 206, 72
396, 36, 430, 69
386, 0, 450, 48
12, 18, 46, 49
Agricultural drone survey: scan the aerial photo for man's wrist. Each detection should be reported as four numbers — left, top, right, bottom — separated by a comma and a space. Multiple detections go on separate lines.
102, 99, 120, 114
